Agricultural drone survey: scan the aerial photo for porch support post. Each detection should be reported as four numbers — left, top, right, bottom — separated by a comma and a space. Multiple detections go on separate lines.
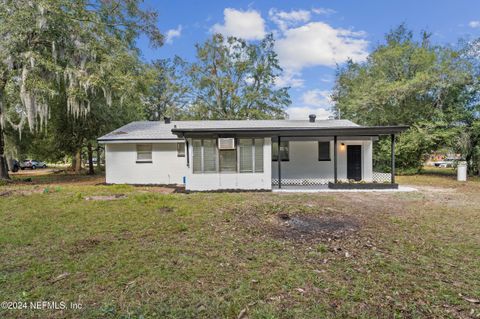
185, 137, 190, 167
278, 136, 282, 189
391, 134, 396, 184
334, 136, 338, 183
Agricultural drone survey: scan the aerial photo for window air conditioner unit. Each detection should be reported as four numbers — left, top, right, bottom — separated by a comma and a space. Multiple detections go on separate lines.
218, 138, 235, 150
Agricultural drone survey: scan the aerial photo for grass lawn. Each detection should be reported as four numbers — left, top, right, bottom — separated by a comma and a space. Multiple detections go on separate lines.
1, 171, 479, 318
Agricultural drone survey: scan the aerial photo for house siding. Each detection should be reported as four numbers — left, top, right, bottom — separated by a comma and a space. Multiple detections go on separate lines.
105, 142, 187, 185
103, 138, 373, 188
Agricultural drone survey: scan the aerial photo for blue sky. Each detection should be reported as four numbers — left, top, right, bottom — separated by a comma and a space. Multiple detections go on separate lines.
137, 0, 480, 119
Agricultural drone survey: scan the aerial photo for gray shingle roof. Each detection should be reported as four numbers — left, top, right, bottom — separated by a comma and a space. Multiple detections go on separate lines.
98, 119, 360, 141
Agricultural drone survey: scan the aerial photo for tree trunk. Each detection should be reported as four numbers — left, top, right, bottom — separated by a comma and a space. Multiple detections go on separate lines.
71, 153, 76, 170
466, 135, 478, 176
87, 143, 94, 175
74, 149, 82, 173
96, 145, 101, 168
0, 120, 10, 180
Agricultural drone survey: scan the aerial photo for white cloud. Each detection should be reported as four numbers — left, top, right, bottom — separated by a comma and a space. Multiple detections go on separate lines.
275, 22, 369, 70
275, 70, 304, 88
312, 8, 336, 15
287, 89, 334, 120
269, 8, 311, 31
211, 8, 265, 40
287, 106, 332, 120
267, 8, 366, 114
320, 76, 334, 83
301, 89, 333, 108
469, 21, 480, 28
165, 25, 182, 44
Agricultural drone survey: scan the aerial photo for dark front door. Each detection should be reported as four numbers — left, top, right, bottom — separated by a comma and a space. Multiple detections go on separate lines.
347, 145, 362, 181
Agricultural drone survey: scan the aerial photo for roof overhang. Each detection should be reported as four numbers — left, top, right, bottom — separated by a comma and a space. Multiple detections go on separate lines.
171, 125, 409, 138
97, 138, 182, 144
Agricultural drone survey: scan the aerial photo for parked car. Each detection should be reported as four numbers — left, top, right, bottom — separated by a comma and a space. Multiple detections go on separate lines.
8, 159, 20, 172
20, 159, 47, 170
433, 158, 456, 168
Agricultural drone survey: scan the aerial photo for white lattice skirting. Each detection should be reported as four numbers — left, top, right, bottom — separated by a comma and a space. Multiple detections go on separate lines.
372, 172, 392, 183
272, 172, 392, 186
271, 178, 332, 186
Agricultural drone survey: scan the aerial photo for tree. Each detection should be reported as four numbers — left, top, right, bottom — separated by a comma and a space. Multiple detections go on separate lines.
0, 0, 162, 179
187, 33, 290, 120
143, 57, 191, 121
332, 25, 473, 173
456, 39, 480, 175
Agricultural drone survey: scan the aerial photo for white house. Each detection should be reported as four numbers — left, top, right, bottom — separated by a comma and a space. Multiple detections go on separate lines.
98, 116, 407, 191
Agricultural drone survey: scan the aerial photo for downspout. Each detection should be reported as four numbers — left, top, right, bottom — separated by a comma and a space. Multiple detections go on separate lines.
182, 132, 189, 187
184, 134, 189, 168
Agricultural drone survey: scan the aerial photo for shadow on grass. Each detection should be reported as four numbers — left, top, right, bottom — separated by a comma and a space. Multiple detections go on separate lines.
418, 166, 456, 177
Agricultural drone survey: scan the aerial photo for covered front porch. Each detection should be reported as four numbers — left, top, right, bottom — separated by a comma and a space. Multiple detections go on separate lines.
272, 133, 398, 190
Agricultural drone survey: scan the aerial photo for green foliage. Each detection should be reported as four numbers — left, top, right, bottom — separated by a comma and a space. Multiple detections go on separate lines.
187, 33, 291, 119
0, 0, 162, 130
333, 24, 478, 172
141, 34, 292, 122
143, 57, 191, 121
143, 34, 292, 121
0, 0, 162, 174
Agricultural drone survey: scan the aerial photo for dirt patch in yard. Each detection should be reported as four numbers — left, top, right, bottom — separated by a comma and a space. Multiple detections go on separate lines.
70, 238, 102, 254
158, 206, 175, 213
270, 213, 359, 242
85, 194, 127, 200
414, 185, 457, 193
0, 188, 45, 197
136, 187, 178, 194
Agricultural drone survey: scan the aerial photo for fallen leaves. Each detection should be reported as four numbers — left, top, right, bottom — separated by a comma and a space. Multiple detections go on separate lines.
237, 307, 248, 319
51, 272, 69, 283
295, 288, 306, 294
460, 294, 480, 304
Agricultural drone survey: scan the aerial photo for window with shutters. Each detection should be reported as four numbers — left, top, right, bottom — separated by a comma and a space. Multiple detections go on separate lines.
272, 141, 289, 161
192, 139, 217, 173
318, 141, 331, 161
239, 138, 264, 173
192, 138, 264, 174
220, 149, 237, 172
136, 144, 152, 163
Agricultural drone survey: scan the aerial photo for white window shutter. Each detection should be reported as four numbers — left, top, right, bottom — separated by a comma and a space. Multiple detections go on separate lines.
239, 139, 253, 172
254, 139, 264, 173
192, 140, 202, 173
203, 139, 217, 172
